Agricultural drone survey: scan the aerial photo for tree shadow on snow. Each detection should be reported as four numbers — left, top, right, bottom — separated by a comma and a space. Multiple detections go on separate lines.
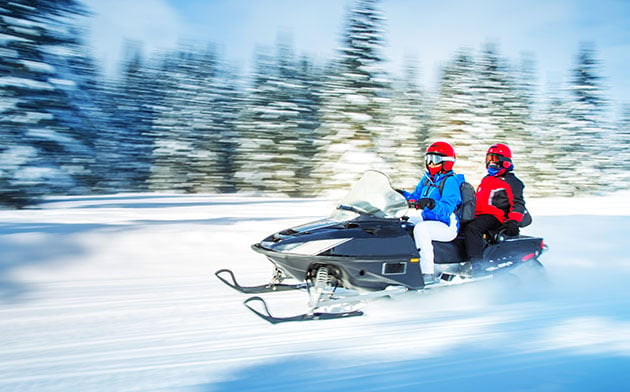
200, 350, 629, 392
0, 222, 98, 302
0, 214, 294, 301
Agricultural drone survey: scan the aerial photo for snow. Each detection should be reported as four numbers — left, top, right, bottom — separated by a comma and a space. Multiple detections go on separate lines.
27, 128, 75, 145
0, 76, 54, 91
0, 33, 28, 45
48, 78, 77, 88
1, 192, 630, 391
19, 59, 56, 74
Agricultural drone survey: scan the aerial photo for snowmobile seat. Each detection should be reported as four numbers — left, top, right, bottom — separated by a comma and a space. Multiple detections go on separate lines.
403, 220, 513, 265
432, 229, 518, 264
433, 234, 467, 264
403, 220, 468, 264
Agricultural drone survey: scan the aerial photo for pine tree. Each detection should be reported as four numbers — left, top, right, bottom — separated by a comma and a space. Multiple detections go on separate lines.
473, 44, 541, 195
0, 0, 100, 207
292, 56, 323, 195
388, 61, 429, 188
149, 45, 240, 193
202, 63, 241, 193
611, 104, 630, 187
234, 39, 321, 196
96, 42, 157, 192
512, 53, 556, 197
233, 50, 277, 194
430, 49, 483, 184
536, 89, 574, 196
311, 0, 393, 195
430, 45, 545, 193
561, 42, 611, 193
149, 47, 209, 192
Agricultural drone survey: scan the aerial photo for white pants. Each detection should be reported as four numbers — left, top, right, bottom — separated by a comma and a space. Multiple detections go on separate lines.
408, 213, 458, 275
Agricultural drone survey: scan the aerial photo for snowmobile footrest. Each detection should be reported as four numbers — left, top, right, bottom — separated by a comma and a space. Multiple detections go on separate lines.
244, 296, 364, 324
214, 269, 307, 294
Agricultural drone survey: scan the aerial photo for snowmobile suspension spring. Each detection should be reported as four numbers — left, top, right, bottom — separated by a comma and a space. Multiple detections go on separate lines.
314, 266, 330, 289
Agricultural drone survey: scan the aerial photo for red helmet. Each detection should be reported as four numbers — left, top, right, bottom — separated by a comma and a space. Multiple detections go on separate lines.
486, 143, 512, 169
425, 141, 456, 174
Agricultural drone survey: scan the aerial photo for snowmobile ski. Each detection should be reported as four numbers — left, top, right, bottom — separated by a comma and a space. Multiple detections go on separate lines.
243, 296, 364, 324
215, 269, 307, 294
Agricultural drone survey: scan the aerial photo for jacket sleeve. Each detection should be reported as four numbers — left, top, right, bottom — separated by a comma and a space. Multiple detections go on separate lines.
431, 176, 461, 218
506, 175, 526, 222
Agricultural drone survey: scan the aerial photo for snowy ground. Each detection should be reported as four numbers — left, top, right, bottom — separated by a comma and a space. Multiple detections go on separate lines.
1, 191, 630, 391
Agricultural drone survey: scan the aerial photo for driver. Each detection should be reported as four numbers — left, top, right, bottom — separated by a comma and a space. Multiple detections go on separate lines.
397, 141, 462, 286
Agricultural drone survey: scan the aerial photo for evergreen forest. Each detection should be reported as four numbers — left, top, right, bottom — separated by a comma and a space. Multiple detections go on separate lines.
2, 0, 629, 208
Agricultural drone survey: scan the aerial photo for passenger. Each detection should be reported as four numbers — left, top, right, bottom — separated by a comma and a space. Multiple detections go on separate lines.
397, 141, 462, 285
463, 143, 527, 264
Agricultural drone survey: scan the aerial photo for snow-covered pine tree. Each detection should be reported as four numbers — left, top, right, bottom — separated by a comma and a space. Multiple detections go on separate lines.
473, 44, 541, 196
95, 42, 157, 192
149, 47, 208, 192
149, 44, 239, 193
561, 42, 611, 194
234, 38, 320, 196
430, 49, 483, 184
516, 54, 538, 113
292, 56, 323, 195
0, 0, 99, 207
311, 0, 393, 196
610, 104, 630, 188
538, 87, 581, 196
202, 62, 241, 193
472, 44, 510, 147
387, 60, 429, 188
233, 50, 277, 194
45, 16, 109, 194
512, 53, 557, 196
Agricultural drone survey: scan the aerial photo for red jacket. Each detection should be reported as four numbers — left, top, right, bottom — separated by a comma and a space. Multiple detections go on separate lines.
475, 172, 526, 224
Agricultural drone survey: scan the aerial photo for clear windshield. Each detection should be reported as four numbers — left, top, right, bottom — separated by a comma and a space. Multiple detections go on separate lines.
331, 170, 409, 220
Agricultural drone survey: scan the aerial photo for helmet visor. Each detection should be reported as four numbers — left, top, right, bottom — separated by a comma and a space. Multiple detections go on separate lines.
425, 153, 454, 165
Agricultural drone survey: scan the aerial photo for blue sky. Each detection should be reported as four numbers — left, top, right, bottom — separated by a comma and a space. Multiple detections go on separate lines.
83, 0, 630, 115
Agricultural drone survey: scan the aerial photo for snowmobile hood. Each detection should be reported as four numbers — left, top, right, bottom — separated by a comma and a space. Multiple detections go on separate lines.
259, 218, 352, 256
257, 214, 417, 258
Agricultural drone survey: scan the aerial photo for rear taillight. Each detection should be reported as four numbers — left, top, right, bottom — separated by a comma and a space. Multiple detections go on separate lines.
522, 253, 536, 261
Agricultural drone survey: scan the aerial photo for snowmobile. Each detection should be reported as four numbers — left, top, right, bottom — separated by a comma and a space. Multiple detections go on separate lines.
216, 170, 547, 323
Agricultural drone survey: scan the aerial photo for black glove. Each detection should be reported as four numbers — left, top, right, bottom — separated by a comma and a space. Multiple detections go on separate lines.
416, 198, 436, 210
395, 189, 405, 195
501, 220, 520, 236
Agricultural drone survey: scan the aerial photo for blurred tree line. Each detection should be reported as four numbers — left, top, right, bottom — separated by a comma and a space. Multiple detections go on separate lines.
1, 0, 628, 208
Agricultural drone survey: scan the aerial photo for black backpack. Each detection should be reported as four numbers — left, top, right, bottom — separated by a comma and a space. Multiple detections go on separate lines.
425, 173, 476, 223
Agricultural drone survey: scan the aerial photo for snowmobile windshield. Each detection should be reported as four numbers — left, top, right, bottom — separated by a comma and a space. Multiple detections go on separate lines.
332, 170, 409, 220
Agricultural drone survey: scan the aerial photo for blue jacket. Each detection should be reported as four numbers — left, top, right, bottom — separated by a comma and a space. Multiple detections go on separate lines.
402, 171, 462, 227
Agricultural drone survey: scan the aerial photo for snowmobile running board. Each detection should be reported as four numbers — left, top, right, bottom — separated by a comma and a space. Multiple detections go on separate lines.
243, 296, 364, 324
214, 269, 308, 294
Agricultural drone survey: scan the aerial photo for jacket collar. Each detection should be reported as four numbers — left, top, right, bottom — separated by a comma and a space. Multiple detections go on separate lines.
424, 170, 454, 183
